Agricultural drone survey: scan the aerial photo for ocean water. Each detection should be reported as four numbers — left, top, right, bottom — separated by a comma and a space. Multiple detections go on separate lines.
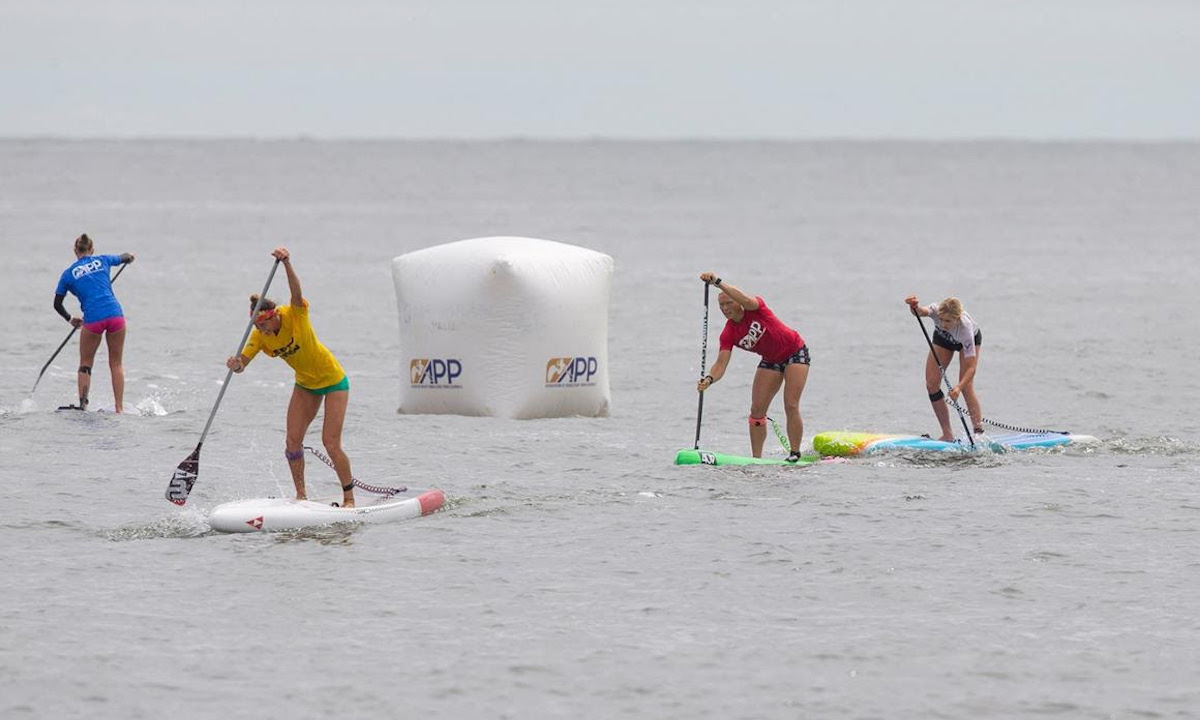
1, 139, 1199, 719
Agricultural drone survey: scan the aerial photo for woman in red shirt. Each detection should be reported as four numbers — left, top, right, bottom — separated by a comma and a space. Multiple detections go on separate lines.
697, 272, 811, 461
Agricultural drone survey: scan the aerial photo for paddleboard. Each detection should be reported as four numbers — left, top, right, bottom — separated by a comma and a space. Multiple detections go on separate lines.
812, 431, 1099, 457
675, 448, 820, 467
209, 487, 445, 533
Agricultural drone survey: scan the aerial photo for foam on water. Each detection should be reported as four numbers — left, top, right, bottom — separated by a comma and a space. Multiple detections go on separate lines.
102, 510, 211, 541
133, 395, 169, 416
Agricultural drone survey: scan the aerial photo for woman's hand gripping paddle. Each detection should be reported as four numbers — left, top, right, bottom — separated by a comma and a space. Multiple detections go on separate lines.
166, 259, 280, 505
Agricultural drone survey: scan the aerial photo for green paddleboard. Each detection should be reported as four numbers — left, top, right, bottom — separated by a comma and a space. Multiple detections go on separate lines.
674, 449, 819, 467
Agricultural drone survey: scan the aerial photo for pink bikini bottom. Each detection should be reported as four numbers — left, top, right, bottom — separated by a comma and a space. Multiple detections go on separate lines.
83, 316, 127, 335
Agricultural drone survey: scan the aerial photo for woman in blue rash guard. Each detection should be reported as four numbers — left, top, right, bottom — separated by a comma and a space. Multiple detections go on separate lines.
53, 234, 135, 412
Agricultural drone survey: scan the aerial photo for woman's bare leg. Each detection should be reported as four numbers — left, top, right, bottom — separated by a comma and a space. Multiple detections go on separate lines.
925, 347, 956, 441
320, 390, 355, 508
749, 368, 784, 458
960, 348, 982, 431
106, 327, 126, 413
285, 387, 322, 500
781, 363, 810, 453
78, 329, 102, 409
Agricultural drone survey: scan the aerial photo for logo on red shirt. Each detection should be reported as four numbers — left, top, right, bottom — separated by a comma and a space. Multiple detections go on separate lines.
738, 321, 765, 351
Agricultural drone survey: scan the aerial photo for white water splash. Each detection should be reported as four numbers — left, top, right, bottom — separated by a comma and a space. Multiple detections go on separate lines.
134, 396, 169, 416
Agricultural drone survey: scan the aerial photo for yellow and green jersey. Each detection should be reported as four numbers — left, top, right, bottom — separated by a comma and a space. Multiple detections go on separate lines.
243, 300, 345, 390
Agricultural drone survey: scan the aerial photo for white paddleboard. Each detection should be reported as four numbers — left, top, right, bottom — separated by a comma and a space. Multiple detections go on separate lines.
209, 488, 445, 533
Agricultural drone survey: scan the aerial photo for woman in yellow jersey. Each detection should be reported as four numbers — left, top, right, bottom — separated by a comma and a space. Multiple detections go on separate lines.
226, 247, 356, 508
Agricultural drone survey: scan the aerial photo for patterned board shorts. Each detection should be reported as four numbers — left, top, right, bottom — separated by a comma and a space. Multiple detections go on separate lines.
933, 328, 982, 352
757, 345, 811, 372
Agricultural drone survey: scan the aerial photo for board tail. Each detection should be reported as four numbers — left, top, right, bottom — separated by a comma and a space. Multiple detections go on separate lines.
812, 432, 893, 457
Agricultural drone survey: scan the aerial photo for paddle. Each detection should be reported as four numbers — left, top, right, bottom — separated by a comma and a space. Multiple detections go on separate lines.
32, 263, 129, 395
165, 259, 280, 505
693, 280, 712, 450
912, 311, 976, 449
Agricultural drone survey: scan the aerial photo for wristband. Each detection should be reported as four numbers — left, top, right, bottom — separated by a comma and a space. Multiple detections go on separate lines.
713, 277, 722, 287
704, 374, 714, 384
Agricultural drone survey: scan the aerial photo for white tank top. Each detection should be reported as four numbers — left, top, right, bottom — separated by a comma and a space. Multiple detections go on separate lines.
927, 303, 979, 358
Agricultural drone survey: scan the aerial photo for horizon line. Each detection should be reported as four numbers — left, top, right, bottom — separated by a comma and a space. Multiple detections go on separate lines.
2, 134, 1199, 144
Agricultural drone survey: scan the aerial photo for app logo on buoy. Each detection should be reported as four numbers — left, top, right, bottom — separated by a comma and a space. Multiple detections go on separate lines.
545, 356, 599, 387
410, 358, 463, 388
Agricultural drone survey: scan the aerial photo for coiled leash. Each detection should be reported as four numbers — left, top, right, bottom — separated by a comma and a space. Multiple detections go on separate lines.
303, 446, 407, 496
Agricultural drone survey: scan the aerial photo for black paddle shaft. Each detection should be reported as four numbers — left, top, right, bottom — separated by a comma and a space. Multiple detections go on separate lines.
693, 281, 711, 450
913, 311, 976, 448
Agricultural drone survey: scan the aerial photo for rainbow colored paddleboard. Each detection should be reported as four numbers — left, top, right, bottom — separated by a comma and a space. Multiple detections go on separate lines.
812, 431, 1098, 457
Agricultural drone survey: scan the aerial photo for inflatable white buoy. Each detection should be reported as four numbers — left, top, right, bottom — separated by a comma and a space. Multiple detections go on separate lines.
392, 237, 612, 419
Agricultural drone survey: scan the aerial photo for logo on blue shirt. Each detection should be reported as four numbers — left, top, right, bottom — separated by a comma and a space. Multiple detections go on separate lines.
71, 259, 104, 279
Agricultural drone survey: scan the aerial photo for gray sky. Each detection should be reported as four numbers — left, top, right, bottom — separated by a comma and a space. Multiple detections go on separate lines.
3, 0, 1198, 139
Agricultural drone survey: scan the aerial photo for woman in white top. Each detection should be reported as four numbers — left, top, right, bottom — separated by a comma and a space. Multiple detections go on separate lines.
905, 295, 983, 442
